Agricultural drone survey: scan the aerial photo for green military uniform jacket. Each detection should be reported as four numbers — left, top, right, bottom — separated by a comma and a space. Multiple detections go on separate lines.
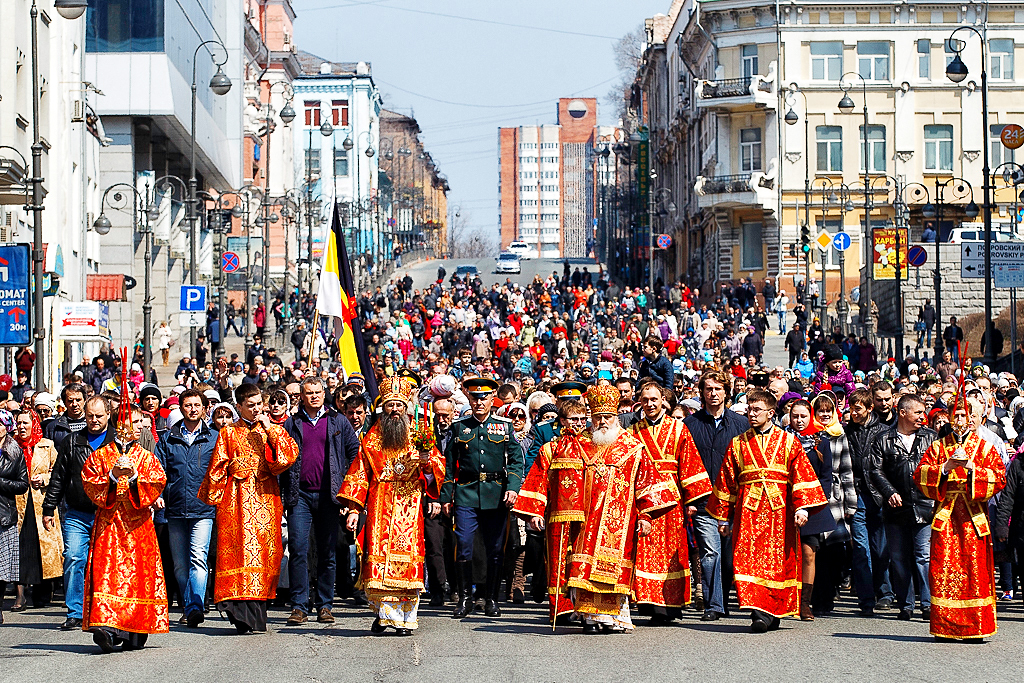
440, 414, 525, 509
524, 419, 561, 474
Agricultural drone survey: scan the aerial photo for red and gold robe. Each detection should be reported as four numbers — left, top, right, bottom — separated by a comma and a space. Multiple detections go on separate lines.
706, 426, 827, 618
915, 432, 1005, 640
337, 423, 444, 594
198, 419, 298, 601
81, 442, 169, 635
548, 429, 679, 615
512, 435, 576, 619
630, 416, 712, 608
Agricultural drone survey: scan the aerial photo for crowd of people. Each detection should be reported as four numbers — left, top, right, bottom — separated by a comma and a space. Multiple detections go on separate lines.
0, 260, 1022, 653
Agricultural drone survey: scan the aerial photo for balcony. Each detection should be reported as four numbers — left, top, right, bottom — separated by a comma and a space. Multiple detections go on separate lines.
695, 167, 776, 209
695, 63, 777, 112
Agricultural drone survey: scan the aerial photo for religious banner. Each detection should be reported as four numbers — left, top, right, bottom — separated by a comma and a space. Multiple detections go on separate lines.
872, 227, 908, 280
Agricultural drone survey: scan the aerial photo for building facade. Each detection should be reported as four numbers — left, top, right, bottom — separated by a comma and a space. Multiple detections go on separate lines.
634, 0, 1024, 337
499, 98, 599, 258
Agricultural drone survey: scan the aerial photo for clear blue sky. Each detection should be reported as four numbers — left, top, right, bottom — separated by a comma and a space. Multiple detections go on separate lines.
292, 0, 667, 243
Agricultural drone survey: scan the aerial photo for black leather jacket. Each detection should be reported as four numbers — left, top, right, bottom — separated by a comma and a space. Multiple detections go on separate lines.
869, 425, 937, 525
846, 413, 887, 507
42, 426, 114, 516
0, 438, 29, 527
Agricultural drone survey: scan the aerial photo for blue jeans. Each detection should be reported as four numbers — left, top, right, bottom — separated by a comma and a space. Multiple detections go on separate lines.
62, 508, 94, 619
692, 507, 733, 615
453, 506, 507, 564
167, 517, 213, 616
850, 495, 893, 608
287, 490, 339, 612
777, 310, 787, 334
885, 521, 931, 612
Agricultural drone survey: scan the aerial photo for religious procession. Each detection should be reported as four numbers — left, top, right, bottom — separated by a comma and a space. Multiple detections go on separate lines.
0, 259, 1018, 655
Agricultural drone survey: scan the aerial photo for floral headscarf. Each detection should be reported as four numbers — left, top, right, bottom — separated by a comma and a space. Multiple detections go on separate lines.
0, 409, 15, 434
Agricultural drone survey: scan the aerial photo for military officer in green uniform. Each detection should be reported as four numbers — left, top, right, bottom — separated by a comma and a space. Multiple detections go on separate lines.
441, 377, 525, 619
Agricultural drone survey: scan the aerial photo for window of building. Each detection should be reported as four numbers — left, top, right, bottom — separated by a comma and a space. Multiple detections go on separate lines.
520, 199, 537, 207
520, 185, 537, 193
332, 100, 349, 127
86, 0, 165, 52
333, 149, 349, 176
304, 147, 321, 175
991, 39, 1014, 81
739, 128, 762, 172
917, 39, 931, 79
541, 142, 558, 149
543, 171, 558, 178
741, 45, 759, 79
816, 126, 843, 172
924, 125, 953, 171
541, 213, 560, 221
740, 222, 764, 270
541, 199, 559, 206
811, 42, 843, 81
858, 42, 890, 81
992, 124, 1016, 166
859, 125, 886, 172
304, 101, 321, 127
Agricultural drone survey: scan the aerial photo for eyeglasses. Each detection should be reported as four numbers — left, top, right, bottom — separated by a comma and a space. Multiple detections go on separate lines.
509, 411, 526, 419
269, 398, 287, 406
564, 416, 587, 423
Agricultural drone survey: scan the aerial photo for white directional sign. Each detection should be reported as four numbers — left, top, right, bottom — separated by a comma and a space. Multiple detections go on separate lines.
179, 312, 205, 328
961, 241, 1024, 286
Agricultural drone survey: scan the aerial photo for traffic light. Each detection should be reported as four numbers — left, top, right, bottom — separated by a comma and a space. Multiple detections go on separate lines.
800, 224, 811, 253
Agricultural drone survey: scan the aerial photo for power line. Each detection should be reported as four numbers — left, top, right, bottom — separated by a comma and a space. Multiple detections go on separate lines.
302, 2, 620, 40
377, 75, 619, 110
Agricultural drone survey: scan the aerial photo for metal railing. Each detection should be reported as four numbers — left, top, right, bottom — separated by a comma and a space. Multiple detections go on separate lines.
701, 174, 752, 194
700, 77, 752, 99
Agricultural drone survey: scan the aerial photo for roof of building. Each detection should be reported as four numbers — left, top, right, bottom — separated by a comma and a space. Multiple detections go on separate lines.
295, 51, 371, 78
87, 274, 127, 302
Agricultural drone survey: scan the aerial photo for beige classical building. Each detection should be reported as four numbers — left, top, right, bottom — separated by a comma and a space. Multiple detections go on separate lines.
638, 0, 1023, 332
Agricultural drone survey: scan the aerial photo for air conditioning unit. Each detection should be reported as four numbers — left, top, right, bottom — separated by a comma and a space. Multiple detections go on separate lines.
72, 99, 86, 123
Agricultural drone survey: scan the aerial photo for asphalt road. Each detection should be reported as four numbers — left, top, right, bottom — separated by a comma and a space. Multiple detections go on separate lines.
2, 596, 1021, 682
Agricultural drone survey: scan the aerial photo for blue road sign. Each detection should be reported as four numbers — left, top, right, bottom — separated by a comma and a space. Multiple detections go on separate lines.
656, 234, 673, 249
832, 231, 852, 251
179, 285, 207, 312
0, 244, 31, 346
907, 245, 928, 268
222, 251, 240, 273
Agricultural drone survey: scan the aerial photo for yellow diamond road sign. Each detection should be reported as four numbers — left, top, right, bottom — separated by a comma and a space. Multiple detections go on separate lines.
816, 231, 833, 251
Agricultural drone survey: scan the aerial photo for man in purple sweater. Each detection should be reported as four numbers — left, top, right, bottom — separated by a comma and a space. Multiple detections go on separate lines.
281, 377, 361, 625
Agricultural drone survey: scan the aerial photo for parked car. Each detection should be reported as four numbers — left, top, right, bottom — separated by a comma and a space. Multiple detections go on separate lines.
947, 227, 1021, 243
494, 252, 521, 274
453, 264, 480, 280
507, 241, 532, 259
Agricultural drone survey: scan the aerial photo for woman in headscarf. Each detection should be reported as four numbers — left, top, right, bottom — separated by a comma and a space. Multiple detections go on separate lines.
12, 409, 62, 611
209, 403, 238, 431
0, 409, 29, 623
811, 392, 856, 615
786, 399, 835, 621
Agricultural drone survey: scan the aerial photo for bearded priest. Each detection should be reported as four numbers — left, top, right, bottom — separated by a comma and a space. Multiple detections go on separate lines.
338, 376, 445, 636
546, 384, 680, 634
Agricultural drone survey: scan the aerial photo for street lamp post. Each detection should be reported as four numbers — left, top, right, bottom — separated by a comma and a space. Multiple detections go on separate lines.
784, 88, 813, 317
945, 27, 993, 362
93, 183, 153, 378
259, 83, 295, 331
837, 72, 872, 338
920, 178, 977, 361
188, 40, 232, 359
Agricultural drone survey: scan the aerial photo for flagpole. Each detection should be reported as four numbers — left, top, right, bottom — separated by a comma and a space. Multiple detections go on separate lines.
306, 308, 320, 365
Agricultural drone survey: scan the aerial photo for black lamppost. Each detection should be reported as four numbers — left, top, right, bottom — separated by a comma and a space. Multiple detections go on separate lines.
920, 177, 978, 361
837, 71, 873, 339
946, 27, 993, 362
259, 83, 295, 314
784, 87, 813, 313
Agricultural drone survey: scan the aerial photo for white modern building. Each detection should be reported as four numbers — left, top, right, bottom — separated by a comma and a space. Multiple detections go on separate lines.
293, 52, 381, 282
84, 0, 245, 352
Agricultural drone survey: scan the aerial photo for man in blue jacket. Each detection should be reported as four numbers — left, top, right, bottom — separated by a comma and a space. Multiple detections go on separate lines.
281, 377, 361, 625
155, 388, 218, 628
638, 336, 675, 390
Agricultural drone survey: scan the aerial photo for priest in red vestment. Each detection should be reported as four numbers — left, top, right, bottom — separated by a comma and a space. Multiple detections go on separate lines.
629, 380, 712, 622
81, 349, 168, 653
707, 388, 827, 633
513, 399, 589, 622
198, 382, 298, 633
547, 384, 679, 633
915, 395, 1005, 641
338, 376, 444, 636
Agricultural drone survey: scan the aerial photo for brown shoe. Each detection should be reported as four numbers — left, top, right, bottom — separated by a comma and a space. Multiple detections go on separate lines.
317, 607, 335, 624
286, 609, 308, 625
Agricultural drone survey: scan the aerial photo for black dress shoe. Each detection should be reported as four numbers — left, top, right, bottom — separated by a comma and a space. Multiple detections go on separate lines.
512, 588, 526, 604
767, 617, 781, 631
700, 611, 720, 622
10, 603, 27, 613
483, 599, 501, 618
60, 617, 82, 631
875, 596, 894, 610
897, 609, 912, 621
186, 610, 205, 628
429, 593, 444, 607
370, 618, 386, 634
582, 623, 600, 634
859, 607, 875, 617
92, 629, 116, 654
921, 607, 931, 622
394, 628, 412, 636
750, 619, 768, 634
